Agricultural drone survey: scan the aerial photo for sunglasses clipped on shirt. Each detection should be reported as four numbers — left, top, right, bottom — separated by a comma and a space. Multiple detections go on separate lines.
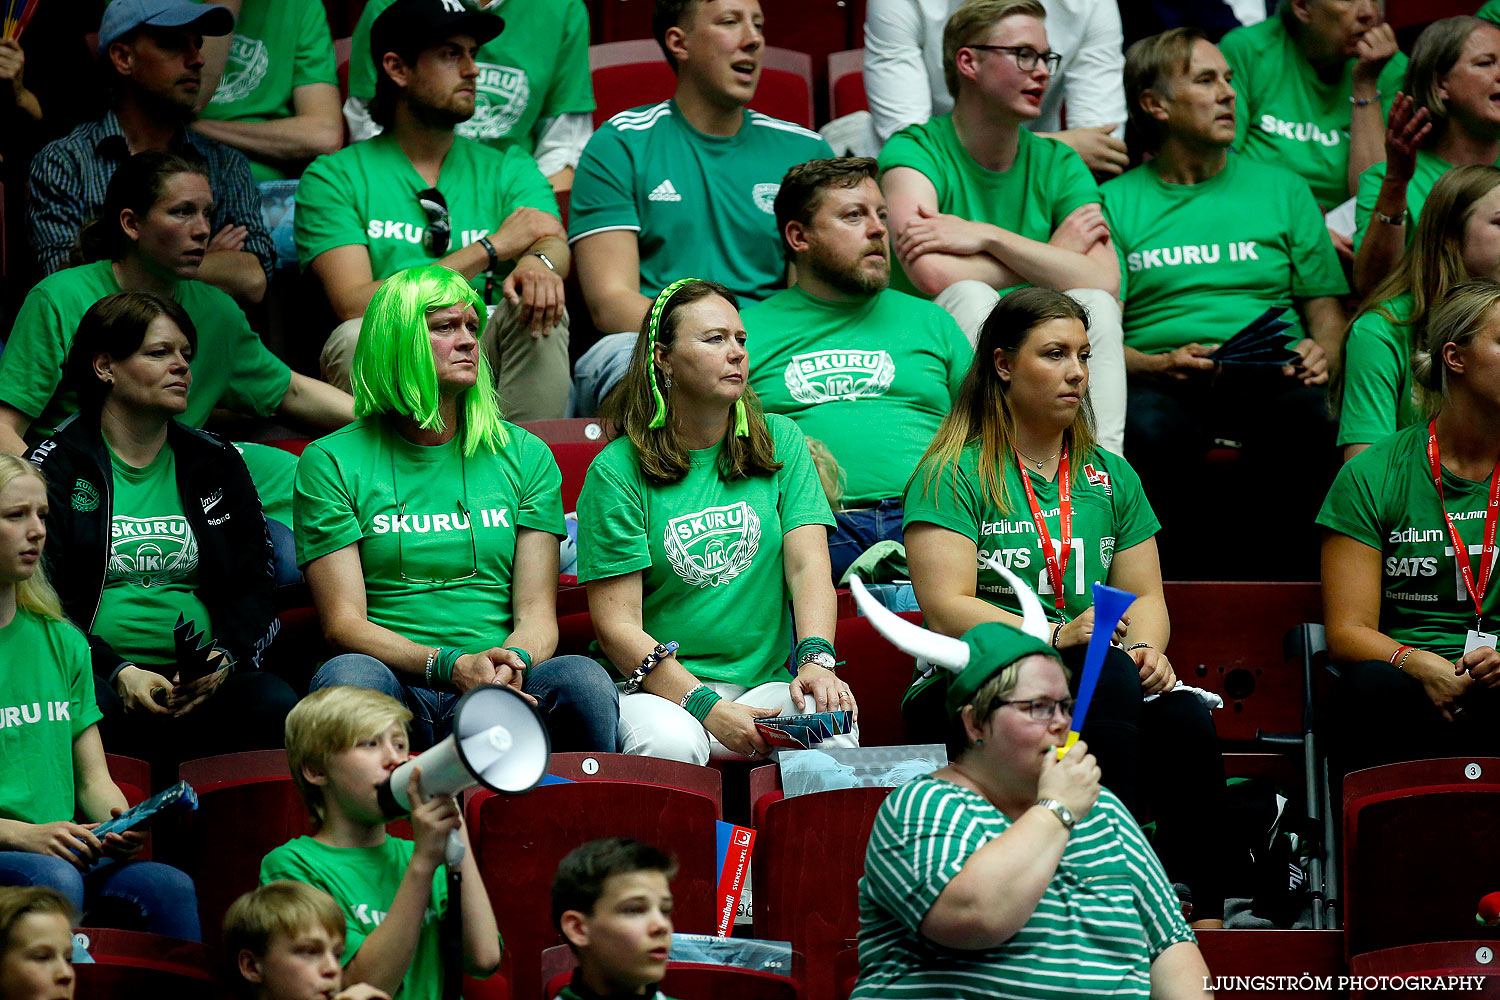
965, 44, 1063, 74
417, 187, 451, 257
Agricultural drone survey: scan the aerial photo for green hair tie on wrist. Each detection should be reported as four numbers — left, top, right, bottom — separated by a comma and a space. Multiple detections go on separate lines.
504, 646, 533, 670
683, 685, 722, 724
796, 637, 835, 660
646, 277, 750, 439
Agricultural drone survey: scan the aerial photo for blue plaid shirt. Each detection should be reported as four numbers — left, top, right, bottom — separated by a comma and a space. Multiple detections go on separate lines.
26, 110, 274, 278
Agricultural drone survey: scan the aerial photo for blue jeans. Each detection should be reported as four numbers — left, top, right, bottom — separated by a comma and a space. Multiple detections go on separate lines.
0, 853, 200, 941
828, 498, 907, 582
310, 653, 621, 752
266, 517, 301, 588
570, 332, 636, 417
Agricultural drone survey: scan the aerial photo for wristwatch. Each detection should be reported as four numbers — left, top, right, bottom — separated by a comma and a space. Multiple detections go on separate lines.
800, 651, 836, 673
525, 250, 556, 271
1035, 798, 1075, 831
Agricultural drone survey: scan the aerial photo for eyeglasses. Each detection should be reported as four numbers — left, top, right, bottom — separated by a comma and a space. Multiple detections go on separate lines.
997, 697, 1075, 722
965, 44, 1062, 74
390, 452, 478, 584
417, 187, 451, 258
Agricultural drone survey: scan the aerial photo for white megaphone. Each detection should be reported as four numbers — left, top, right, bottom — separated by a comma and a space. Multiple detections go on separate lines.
377, 683, 551, 818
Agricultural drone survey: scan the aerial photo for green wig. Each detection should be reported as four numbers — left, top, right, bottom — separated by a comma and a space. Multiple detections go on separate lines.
351, 265, 509, 456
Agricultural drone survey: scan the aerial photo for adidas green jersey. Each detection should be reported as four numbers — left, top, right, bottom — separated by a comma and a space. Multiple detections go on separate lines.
1317, 422, 1500, 660
1101, 156, 1347, 354
349, 0, 594, 156
855, 776, 1192, 999
1337, 293, 1422, 448
575, 414, 834, 687
741, 286, 970, 506
876, 116, 1100, 299
197, 0, 338, 182
1219, 14, 1406, 210
569, 101, 833, 304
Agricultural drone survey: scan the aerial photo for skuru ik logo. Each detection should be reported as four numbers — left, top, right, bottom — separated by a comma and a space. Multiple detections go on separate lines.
784, 349, 895, 403
663, 502, 760, 587
70, 479, 100, 513
752, 182, 779, 214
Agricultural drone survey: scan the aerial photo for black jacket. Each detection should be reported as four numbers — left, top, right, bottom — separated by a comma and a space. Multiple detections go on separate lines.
29, 416, 279, 684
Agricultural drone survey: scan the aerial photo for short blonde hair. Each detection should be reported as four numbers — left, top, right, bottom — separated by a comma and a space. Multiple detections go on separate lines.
0, 887, 73, 948
223, 881, 343, 963
942, 0, 1046, 98
284, 687, 412, 828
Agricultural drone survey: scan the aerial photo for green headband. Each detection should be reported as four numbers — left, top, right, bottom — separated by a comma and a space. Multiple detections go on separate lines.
646, 278, 749, 437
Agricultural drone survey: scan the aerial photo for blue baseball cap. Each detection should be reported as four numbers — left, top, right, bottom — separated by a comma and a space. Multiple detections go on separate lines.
97, 0, 236, 55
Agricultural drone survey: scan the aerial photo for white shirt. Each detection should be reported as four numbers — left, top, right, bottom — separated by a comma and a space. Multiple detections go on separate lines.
863, 0, 1126, 143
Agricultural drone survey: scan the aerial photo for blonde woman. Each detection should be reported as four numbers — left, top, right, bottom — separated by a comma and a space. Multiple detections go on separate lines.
0, 454, 198, 939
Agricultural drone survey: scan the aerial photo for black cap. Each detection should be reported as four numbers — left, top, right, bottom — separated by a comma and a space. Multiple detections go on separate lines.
370, 0, 504, 69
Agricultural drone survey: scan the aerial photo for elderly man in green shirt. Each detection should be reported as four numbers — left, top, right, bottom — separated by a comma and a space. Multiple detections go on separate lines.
742, 157, 970, 581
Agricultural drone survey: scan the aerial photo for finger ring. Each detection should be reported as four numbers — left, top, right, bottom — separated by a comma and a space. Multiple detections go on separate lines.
747, 749, 758, 757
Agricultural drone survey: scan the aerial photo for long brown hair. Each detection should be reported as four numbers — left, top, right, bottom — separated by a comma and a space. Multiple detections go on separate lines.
1333, 165, 1500, 416
602, 280, 781, 486
911, 287, 1096, 515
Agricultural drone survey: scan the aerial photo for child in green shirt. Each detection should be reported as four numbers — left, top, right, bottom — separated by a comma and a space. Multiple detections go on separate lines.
551, 838, 681, 1000
261, 687, 501, 1000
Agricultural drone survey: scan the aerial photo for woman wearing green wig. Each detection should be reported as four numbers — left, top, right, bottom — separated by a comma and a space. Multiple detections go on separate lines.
848, 572, 1209, 999
576, 278, 858, 764
292, 265, 620, 750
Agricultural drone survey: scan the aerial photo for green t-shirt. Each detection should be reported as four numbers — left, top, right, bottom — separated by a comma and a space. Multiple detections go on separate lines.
568, 101, 833, 304
1316, 422, 1500, 660
575, 414, 835, 687
95, 445, 213, 668
1482, 0, 1500, 23
0, 610, 102, 826
854, 776, 1192, 999
349, 0, 594, 156
261, 835, 454, 1000
741, 287, 970, 507
1101, 156, 1348, 354
876, 116, 1100, 300
196, 0, 338, 182
295, 134, 558, 300
0, 261, 291, 441
1353, 149, 1500, 253
293, 419, 564, 651
1338, 293, 1422, 448
236, 441, 298, 529
903, 444, 1158, 625
1219, 14, 1406, 211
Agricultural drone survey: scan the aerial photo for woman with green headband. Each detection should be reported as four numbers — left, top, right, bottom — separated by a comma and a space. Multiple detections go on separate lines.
849, 573, 1208, 998
292, 264, 620, 751
576, 278, 859, 764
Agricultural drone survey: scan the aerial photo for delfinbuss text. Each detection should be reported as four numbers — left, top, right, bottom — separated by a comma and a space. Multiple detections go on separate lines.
1205, 975, 1486, 992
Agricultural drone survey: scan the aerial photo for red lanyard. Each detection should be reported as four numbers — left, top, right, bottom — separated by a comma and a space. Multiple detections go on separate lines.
1426, 418, 1500, 625
1017, 445, 1071, 611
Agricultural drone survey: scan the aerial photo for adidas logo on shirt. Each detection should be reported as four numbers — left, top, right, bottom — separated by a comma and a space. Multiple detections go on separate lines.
649, 179, 682, 202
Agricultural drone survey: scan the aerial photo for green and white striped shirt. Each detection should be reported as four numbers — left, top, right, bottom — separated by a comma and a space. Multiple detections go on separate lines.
855, 774, 1193, 998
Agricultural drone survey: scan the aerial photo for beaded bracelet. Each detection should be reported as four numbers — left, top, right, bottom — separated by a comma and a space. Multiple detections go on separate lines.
504, 646, 533, 670
1126, 642, 1153, 652
682, 684, 722, 724
1349, 90, 1379, 107
424, 647, 440, 687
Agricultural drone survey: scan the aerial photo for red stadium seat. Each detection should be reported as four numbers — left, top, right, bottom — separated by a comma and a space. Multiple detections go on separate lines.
158, 751, 311, 952
104, 754, 151, 806
828, 49, 867, 118
836, 610, 919, 748
590, 40, 817, 128
1194, 930, 1345, 1000
753, 787, 890, 1000
1162, 581, 1322, 743
555, 611, 597, 658
549, 440, 608, 512
1384, 0, 1476, 30
1343, 758, 1500, 959
1352, 941, 1500, 994
73, 927, 216, 1000
468, 781, 720, 1000
263, 437, 313, 457
521, 418, 611, 444
547, 751, 724, 817
334, 36, 352, 109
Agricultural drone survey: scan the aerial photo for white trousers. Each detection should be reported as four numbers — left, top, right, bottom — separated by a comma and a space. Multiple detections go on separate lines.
933, 280, 1127, 455
618, 680, 861, 766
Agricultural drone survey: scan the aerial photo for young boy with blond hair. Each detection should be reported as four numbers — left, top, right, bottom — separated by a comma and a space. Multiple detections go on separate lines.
551, 838, 679, 1000
260, 686, 501, 1000
224, 880, 388, 1000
